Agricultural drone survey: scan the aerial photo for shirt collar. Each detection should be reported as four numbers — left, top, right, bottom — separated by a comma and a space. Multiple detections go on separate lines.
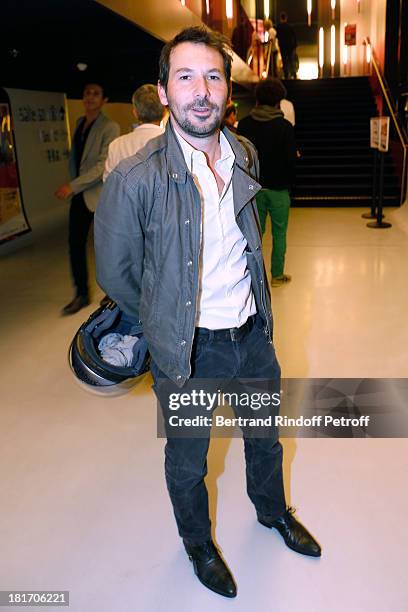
173, 124, 235, 174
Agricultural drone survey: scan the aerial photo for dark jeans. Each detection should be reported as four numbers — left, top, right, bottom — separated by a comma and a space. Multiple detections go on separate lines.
281, 50, 296, 78
68, 193, 94, 297
151, 314, 286, 544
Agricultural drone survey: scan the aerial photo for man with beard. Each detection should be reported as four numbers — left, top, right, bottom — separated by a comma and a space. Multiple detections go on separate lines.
94, 27, 321, 599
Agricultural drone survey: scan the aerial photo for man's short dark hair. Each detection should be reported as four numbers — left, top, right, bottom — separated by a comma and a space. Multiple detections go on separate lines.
83, 82, 107, 98
224, 103, 237, 119
132, 84, 164, 123
158, 26, 232, 91
255, 78, 287, 106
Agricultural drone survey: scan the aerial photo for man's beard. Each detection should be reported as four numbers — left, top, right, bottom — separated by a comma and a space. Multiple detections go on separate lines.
170, 97, 226, 138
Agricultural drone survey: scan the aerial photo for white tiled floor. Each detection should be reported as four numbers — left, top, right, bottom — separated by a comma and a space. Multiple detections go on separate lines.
1, 206, 408, 611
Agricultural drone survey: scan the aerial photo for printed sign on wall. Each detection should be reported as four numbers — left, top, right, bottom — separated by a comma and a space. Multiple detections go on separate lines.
0, 99, 30, 244
4, 88, 71, 239
345, 24, 357, 46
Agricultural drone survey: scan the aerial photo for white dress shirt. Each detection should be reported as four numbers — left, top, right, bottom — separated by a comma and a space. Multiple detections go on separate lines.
174, 127, 256, 330
280, 99, 295, 126
103, 123, 164, 180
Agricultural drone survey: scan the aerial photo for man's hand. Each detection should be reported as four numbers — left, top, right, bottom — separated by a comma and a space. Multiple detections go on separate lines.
55, 184, 73, 200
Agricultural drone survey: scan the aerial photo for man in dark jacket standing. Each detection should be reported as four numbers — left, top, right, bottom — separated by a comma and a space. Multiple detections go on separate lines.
95, 28, 320, 599
276, 12, 298, 79
238, 78, 296, 286
55, 82, 120, 315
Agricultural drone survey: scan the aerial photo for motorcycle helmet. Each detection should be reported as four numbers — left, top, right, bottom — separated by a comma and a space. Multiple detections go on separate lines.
68, 300, 150, 396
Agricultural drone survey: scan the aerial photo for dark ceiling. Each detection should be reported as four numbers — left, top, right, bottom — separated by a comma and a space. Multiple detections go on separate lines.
2, 0, 165, 102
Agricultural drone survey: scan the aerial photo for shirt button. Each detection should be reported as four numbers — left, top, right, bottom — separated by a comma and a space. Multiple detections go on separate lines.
249, 184, 254, 190
185, 301, 192, 307
187, 260, 193, 267
172, 172, 178, 179
185, 219, 190, 225
180, 340, 186, 346
177, 375, 182, 380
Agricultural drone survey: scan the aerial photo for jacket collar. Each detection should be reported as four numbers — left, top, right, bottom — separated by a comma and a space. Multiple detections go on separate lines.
165, 120, 253, 181
164, 120, 261, 216
81, 112, 106, 163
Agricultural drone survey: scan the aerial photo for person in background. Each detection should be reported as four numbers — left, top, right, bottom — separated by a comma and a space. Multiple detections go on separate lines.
263, 18, 279, 77
231, 8, 253, 62
103, 84, 164, 180
276, 12, 297, 79
237, 78, 296, 286
55, 82, 120, 315
222, 102, 238, 132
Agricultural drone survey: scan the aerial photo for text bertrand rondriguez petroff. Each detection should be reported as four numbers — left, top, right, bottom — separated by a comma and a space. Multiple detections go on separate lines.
164, 390, 370, 428
167, 415, 371, 428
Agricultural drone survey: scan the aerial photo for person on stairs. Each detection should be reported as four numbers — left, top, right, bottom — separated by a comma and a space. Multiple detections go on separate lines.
238, 78, 296, 286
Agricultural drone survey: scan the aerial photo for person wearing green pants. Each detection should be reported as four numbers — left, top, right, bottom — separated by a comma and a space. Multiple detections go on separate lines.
256, 188, 291, 282
237, 78, 296, 286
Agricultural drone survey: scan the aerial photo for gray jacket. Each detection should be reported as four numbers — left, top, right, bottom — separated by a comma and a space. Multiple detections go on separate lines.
94, 121, 274, 387
69, 112, 120, 212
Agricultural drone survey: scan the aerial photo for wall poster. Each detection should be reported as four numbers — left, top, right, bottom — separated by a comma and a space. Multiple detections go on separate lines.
0, 98, 30, 244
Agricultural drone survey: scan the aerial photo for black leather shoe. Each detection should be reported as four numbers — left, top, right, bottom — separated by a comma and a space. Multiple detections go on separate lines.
258, 507, 321, 557
61, 295, 89, 316
183, 540, 237, 598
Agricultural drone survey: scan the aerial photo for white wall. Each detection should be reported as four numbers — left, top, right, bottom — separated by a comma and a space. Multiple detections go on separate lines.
241, 0, 256, 19
340, 0, 386, 76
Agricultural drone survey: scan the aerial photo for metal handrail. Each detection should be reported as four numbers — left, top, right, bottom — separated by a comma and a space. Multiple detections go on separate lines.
366, 38, 407, 147
366, 38, 407, 204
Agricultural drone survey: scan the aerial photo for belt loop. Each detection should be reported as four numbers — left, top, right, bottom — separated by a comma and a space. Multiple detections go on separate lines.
230, 327, 237, 341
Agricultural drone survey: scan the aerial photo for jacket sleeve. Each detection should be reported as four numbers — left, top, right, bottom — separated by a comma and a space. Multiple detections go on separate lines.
284, 122, 297, 187
70, 121, 120, 194
94, 169, 145, 321
235, 128, 260, 182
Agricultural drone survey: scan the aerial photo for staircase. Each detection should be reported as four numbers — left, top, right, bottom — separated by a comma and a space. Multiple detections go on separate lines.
284, 77, 401, 207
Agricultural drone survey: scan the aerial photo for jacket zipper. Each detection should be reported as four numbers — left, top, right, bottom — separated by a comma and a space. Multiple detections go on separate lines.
259, 272, 271, 341
186, 179, 203, 379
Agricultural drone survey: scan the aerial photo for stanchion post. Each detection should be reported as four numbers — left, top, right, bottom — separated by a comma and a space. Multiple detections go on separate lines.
377, 151, 385, 223
362, 148, 379, 219
366, 116, 391, 229
367, 150, 392, 229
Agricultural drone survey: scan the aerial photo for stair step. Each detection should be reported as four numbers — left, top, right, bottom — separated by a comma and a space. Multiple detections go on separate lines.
296, 178, 400, 187
264, 76, 403, 208
291, 197, 399, 207
293, 184, 400, 196
297, 136, 370, 143
296, 128, 369, 135
296, 163, 393, 170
